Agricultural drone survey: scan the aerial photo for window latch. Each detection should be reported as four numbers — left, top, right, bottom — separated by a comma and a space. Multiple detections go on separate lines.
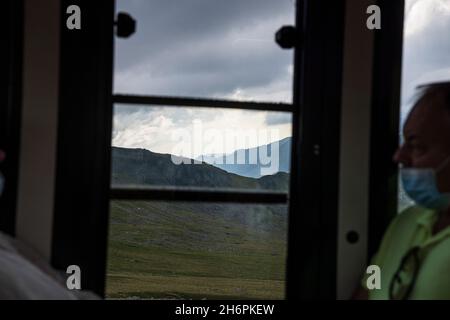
115, 12, 136, 38
275, 25, 298, 49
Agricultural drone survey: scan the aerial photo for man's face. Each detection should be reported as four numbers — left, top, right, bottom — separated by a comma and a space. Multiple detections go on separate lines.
393, 94, 450, 192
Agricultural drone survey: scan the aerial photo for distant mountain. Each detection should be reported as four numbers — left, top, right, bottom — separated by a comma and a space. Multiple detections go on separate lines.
111, 146, 289, 192
198, 137, 292, 178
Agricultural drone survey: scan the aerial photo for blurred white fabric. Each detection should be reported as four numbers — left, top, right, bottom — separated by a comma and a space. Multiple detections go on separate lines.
0, 231, 98, 300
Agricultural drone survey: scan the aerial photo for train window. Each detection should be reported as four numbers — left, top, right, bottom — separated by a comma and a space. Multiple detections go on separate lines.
107, 0, 295, 299
398, 0, 450, 212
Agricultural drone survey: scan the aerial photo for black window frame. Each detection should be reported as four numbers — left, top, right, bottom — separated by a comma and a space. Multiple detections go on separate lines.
368, 0, 405, 261
286, 0, 345, 299
0, 0, 24, 237
108, 0, 346, 300
48, 0, 348, 299
51, 0, 115, 296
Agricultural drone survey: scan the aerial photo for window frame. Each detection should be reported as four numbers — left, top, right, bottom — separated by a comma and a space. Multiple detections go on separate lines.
50, 0, 345, 299
110, 94, 294, 204
51, 0, 115, 296
50, 0, 404, 300
109, 0, 346, 300
109, 4, 297, 299
286, 0, 345, 299
368, 0, 405, 260
0, 0, 24, 237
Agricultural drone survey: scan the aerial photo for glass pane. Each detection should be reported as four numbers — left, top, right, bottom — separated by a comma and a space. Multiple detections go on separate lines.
114, 0, 295, 103
106, 200, 287, 299
398, 0, 450, 212
112, 104, 292, 191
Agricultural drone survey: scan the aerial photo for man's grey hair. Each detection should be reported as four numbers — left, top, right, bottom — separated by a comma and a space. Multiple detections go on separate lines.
414, 81, 450, 113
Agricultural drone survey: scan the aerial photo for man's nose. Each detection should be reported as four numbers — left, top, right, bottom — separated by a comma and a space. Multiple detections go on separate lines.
393, 145, 410, 167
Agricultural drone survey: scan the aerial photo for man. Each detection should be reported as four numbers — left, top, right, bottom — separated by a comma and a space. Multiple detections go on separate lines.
356, 82, 450, 299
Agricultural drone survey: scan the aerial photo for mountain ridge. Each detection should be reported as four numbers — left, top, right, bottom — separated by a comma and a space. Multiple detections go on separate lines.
111, 146, 289, 191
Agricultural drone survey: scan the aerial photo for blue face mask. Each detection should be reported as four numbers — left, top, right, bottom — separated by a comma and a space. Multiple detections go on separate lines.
401, 156, 450, 210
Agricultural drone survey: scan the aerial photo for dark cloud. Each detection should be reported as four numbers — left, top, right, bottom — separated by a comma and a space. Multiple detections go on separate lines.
115, 0, 295, 69
114, 0, 295, 101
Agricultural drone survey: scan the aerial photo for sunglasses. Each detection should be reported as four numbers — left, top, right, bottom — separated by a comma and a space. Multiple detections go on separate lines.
389, 246, 421, 300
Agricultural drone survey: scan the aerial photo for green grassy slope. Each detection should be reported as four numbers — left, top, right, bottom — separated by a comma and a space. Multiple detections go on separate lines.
106, 200, 287, 299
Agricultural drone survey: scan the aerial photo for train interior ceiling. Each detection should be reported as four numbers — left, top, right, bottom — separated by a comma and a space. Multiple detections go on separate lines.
1, 0, 449, 300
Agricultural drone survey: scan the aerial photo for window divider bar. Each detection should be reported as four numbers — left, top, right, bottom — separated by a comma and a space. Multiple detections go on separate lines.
111, 186, 288, 204
113, 94, 293, 112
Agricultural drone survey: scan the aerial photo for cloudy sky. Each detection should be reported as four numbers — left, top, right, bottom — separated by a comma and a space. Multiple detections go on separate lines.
112, 0, 450, 157
401, 0, 450, 122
